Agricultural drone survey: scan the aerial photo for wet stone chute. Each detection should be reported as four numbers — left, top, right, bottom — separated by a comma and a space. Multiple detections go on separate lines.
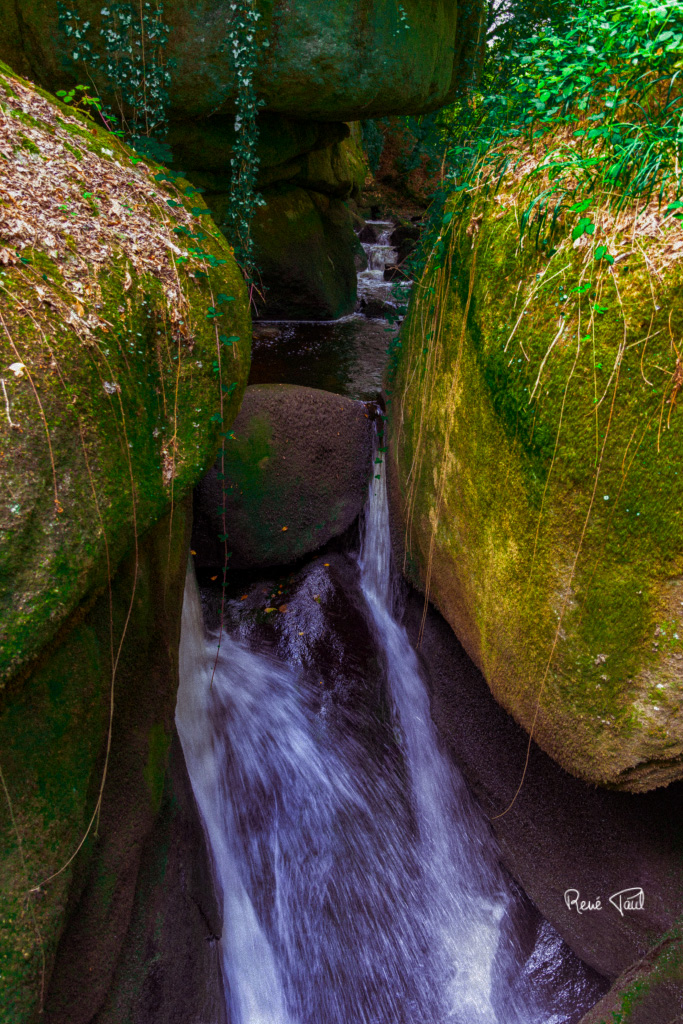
177, 433, 604, 1024
357, 220, 411, 319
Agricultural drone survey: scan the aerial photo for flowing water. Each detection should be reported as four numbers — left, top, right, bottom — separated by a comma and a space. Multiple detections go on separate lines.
177, 219, 605, 1023
357, 220, 408, 312
177, 446, 605, 1024
248, 220, 407, 401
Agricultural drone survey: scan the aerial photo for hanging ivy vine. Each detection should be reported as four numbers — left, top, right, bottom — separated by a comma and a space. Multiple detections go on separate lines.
223, 0, 268, 285
57, 1, 174, 161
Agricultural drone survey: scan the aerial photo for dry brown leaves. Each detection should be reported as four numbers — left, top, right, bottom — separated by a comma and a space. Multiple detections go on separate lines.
463, 124, 683, 278
0, 72, 203, 337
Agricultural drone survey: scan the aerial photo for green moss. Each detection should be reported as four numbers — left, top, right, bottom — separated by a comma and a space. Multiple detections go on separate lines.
0, 0, 481, 121
593, 924, 683, 1024
390, 167, 683, 789
0, 63, 250, 1021
0, 61, 252, 696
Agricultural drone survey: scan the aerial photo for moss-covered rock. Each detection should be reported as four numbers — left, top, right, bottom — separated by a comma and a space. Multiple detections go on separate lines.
244, 184, 359, 319
0, 0, 484, 122
193, 384, 373, 569
166, 115, 350, 190
0, 501, 197, 1024
407, 592, 683, 980
389, 147, 683, 792
0, 62, 250, 692
578, 925, 683, 1024
291, 128, 367, 200
0, 65, 249, 1021
174, 118, 366, 318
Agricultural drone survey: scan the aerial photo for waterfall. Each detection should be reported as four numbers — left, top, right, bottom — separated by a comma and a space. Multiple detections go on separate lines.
357, 220, 410, 313
177, 436, 602, 1024
359, 441, 532, 1024
177, 570, 295, 1024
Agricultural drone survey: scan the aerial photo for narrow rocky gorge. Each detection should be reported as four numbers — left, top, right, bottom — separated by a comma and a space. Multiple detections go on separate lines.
1, 3, 682, 1023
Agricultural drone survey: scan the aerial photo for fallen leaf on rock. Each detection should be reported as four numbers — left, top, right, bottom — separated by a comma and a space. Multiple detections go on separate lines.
279, 604, 288, 613
265, 607, 276, 613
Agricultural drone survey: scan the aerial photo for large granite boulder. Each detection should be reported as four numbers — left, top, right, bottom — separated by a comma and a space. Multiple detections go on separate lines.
169, 119, 366, 318
193, 384, 373, 569
248, 185, 360, 320
0, 0, 484, 320
0, 0, 485, 122
0, 65, 250, 1021
579, 927, 683, 1024
389, 140, 683, 792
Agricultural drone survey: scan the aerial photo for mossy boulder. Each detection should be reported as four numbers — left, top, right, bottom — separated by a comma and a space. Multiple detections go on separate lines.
0, 62, 250, 692
389, 148, 683, 792
0, 65, 249, 1021
166, 115, 350, 191
291, 129, 367, 200
0, 0, 484, 122
407, 593, 683, 980
245, 184, 360, 320
193, 384, 373, 569
174, 118, 366, 319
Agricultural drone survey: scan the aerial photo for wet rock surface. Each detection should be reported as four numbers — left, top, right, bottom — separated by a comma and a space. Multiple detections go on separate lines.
90, 734, 227, 1024
193, 384, 373, 570
193, 543, 608, 1024
249, 318, 391, 401
578, 925, 683, 1024
402, 591, 683, 980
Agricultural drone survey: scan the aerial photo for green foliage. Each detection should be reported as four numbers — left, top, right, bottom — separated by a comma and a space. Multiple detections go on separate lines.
98, 1, 174, 150
57, 1, 174, 154
361, 118, 388, 174
222, 0, 268, 282
56, 2, 268, 282
55, 82, 102, 114
443, 0, 683, 215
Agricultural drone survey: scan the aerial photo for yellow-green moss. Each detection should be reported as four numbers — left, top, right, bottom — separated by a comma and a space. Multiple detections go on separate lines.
0, 64, 250, 1021
0, 61, 251, 695
390, 167, 683, 791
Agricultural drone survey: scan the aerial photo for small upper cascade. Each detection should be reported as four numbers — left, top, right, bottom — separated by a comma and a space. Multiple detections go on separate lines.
357, 220, 410, 315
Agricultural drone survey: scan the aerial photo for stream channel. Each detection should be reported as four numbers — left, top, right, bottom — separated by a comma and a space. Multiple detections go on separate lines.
176, 226, 608, 1024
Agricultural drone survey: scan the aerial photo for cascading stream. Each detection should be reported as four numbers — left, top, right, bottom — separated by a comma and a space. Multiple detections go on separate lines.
357, 220, 409, 312
177, 430, 603, 1024
359, 445, 536, 1024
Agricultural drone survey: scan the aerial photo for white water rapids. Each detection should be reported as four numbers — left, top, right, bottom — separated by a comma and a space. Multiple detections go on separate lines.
177, 439, 600, 1024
